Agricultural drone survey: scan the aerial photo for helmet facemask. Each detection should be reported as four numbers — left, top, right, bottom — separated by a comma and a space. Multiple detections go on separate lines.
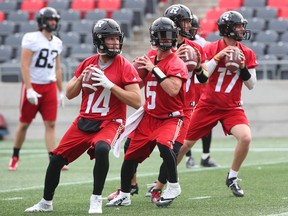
150, 17, 178, 51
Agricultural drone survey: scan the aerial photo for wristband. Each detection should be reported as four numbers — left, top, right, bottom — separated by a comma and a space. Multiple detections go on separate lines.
240, 66, 251, 81
152, 66, 167, 83
196, 69, 209, 83
194, 66, 202, 73
213, 56, 220, 62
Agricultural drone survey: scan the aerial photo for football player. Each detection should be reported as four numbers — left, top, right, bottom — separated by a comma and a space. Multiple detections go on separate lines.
8, 7, 66, 171
107, 4, 209, 205
24, 18, 142, 214
178, 10, 258, 197
106, 16, 188, 208
185, 13, 219, 169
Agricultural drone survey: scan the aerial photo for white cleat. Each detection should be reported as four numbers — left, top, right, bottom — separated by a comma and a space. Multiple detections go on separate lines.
89, 195, 102, 214
106, 191, 131, 207
24, 200, 53, 212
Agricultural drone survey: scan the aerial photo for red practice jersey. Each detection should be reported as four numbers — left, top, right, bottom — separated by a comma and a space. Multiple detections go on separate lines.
201, 39, 258, 110
74, 54, 141, 121
144, 52, 188, 119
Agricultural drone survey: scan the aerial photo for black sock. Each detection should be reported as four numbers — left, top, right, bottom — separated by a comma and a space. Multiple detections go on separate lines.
44, 155, 67, 201
12, 148, 20, 157
93, 141, 110, 195
202, 132, 212, 154
121, 160, 138, 193
157, 143, 177, 183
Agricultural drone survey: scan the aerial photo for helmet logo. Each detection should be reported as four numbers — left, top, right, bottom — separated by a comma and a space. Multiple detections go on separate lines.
96, 20, 105, 28
169, 7, 179, 14
222, 13, 230, 21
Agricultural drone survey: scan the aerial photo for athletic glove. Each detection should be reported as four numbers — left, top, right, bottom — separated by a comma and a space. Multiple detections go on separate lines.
58, 91, 65, 108
26, 88, 42, 105
91, 67, 114, 90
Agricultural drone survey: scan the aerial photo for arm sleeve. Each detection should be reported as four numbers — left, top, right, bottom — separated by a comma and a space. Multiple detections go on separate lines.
244, 68, 257, 90
205, 58, 218, 77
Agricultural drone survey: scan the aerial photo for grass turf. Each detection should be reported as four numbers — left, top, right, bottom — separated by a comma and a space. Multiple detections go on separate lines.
1, 137, 288, 216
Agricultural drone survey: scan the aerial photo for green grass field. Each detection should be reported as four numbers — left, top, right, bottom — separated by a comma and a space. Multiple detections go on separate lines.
1, 137, 288, 216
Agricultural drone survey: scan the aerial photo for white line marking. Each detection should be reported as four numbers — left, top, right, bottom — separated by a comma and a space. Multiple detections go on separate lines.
1, 197, 23, 200
266, 212, 288, 216
189, 196, 211, 200
1, 160, 287, 194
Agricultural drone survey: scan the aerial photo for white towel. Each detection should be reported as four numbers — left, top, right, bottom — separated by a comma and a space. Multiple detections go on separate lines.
113, 106, 145, 158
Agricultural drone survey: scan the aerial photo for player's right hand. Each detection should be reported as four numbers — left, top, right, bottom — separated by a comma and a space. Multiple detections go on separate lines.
26, 88, 42, 105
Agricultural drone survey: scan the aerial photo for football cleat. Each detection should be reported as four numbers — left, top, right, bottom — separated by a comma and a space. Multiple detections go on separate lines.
106, 192, 131, 207
107, 184, 139, 201
8, 156, 19, 171
145, 181, 157, 197
186, 156, 195, 169
226, 173, 244, 197
151, 189, 162, 204
155, 182, 181, 207
200, 156, 218, 167
24, 200, 53, 212
88, 195, 102, 214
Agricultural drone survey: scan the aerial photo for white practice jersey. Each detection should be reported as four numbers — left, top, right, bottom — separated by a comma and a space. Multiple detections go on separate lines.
194, 34, 206, 48
22, 31, 63, 84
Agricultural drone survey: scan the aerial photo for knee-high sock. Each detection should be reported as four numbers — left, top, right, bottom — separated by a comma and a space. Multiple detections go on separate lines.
93, 141, 110, 195
44, 155, 67, 200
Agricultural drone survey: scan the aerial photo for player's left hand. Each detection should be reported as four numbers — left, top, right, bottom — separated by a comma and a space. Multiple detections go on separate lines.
58, 91, 65, 108
239, 50, 246, 69
91, 67, 115, 90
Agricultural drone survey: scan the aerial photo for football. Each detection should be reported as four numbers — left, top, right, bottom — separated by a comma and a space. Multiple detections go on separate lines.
132, 61, 148, 80
225, 47, 242, 72
180, 46, 198, 71
82, 68, 97, 94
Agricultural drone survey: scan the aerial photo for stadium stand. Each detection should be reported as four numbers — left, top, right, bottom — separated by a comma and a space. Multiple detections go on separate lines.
254, 7, 278, 21
278, 8, 288, 19
112, 8, 133, 39
47, 0, 70, 11
206, 32, 221, 42
84, 9, 106, 21
0, 45, 13, 63
267, 0, 288, 8
243, 0, 266, 8
217, 0, 243, 10
1, 0, 288, 81
236, 7, 254, 19
20, 0, 46, 20
267, 18, 288, 34
257, 54, 278, 79
0, 11, 4, 22
278, 56, 288, 79
122, 0, 146, 28
70, 0, 95, 18
97, 0, 121, 18
6, 10, 29, 23
254, 30, 279, 45
0, 1, 18, 15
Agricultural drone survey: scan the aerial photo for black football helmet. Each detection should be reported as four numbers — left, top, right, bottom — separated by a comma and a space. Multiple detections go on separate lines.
92, 18, 124, 57
217, 10, 251, 41
36, 7, 60, 32
163, 4, 196, 39
191, 14, 200, 28
150, 17, 178, 51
